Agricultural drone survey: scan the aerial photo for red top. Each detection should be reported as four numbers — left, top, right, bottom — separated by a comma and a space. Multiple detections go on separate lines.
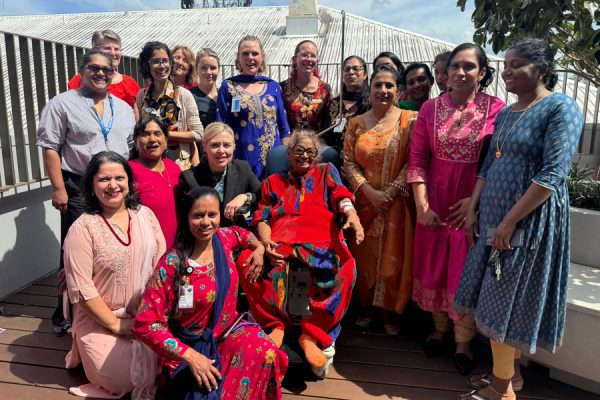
252, 163, 353, 244
68, 73, 140, 108
130, 159, 181, 247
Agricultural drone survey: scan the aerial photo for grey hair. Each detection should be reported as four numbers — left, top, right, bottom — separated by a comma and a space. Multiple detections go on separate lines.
91, 30, 121, 49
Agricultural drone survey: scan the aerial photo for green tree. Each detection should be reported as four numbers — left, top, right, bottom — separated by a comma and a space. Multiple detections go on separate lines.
457, 0, 600, 86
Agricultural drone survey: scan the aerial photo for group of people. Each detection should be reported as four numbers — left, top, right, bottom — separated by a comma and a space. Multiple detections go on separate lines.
35, 27, 584, 400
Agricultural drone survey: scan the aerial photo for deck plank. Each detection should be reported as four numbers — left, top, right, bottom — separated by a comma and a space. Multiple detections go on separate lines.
0, 329, 71, 351
2, 293, 57, 308
0, 303, 54, 319
19, 284, 60, 297
0, 381, 87, 400
0, 315, 56, 333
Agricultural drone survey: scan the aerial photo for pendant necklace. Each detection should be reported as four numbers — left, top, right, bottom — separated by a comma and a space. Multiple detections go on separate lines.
494, 93, 545, 158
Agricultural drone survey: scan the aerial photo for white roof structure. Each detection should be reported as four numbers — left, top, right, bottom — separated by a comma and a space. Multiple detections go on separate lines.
0, 6, 460, 66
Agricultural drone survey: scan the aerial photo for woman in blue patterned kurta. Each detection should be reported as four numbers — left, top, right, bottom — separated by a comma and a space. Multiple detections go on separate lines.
454, 39, 584, 400
216, 35, 290, 179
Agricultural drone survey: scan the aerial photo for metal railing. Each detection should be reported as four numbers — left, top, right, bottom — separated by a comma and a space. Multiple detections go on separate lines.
1, 31, 599, 197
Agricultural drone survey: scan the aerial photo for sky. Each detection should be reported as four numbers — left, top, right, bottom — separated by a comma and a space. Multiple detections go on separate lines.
0, 0, 479, 47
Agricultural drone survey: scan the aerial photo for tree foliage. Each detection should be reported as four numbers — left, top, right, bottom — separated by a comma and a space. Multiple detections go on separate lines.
457, 0, 600, 86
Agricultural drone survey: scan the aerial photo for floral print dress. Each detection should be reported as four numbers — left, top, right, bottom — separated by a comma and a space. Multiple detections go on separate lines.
134, 226, 287, 399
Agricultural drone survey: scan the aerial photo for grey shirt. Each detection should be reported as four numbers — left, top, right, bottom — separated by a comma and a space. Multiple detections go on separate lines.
37, 90, 135, 176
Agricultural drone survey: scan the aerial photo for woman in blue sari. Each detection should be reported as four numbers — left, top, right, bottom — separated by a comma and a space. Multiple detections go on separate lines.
216, 35, 290, 179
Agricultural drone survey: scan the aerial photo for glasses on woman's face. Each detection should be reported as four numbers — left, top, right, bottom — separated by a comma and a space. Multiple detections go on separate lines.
344, 65, 364, 74
292, 145, 318, 158
150, 58, 170, 66
86, 64, 115, 76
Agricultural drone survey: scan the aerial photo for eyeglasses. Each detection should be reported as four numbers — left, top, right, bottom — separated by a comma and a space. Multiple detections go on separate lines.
344, 66, 365, 73
291, 145, 318, 158
86, 65, 115, 76
150, 58, 170, 66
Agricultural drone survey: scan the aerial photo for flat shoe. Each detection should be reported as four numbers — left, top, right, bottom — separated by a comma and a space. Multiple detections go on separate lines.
355, 315, 373, 329
383, 322, 400, 336
467, 373, 523, 392
424, 337, 444, 358
454, 352, 475, 375
458, 388, 516, 400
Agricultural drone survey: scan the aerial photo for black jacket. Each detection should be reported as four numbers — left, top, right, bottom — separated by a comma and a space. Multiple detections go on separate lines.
179, 159, 262, 227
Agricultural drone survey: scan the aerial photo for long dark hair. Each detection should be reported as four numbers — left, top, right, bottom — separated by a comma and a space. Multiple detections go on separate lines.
507, 38, 559, 90
79, 50, 114, 72
130, 115, 170, 160
172, 186, 221, 299
402, 63, 435, 85
342, 55, 370, 115
138, 41, 174, 81
448, 43, 495, 90
81, 151, 141, 214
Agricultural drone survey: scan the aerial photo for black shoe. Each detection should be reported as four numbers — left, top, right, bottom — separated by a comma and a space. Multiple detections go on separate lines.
454, 352, 475, 375
423, 337, 444, 358
52, 322, 71, 337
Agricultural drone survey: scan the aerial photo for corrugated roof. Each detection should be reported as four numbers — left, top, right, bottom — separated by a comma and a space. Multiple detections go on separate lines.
0, 6, 462, 65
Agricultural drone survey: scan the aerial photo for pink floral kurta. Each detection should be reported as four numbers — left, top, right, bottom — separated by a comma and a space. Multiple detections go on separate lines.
407, 92, 504, 319
134, 227, 287, 399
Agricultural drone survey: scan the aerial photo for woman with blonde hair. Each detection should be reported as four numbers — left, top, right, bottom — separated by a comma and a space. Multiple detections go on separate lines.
216, 35, 290, 179
179, 122, 261, 227
172, 45, 197, 89
190, 48, 220, 127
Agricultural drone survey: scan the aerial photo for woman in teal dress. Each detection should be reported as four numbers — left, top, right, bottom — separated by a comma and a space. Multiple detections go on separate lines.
216, 35, 290, 179
454, 38, 584, 400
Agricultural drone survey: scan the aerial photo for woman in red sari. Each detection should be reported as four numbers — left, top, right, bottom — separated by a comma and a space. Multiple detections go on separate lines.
134, 186, 287, 399
242, 130, 364, 378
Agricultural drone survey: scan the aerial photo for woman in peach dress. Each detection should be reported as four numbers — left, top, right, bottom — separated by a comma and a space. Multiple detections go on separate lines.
63, 151, 166, 399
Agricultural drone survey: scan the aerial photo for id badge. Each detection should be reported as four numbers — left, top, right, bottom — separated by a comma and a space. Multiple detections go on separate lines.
333, 117, 346, 133
178, 285, 194, 310
231, 96, 242, 113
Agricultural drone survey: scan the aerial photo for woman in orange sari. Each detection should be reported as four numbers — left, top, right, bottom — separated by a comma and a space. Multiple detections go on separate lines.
343, 65, 416, 335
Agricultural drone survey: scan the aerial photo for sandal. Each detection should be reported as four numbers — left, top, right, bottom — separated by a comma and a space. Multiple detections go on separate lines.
458, 388, 516, 400
467, 373, 523, 392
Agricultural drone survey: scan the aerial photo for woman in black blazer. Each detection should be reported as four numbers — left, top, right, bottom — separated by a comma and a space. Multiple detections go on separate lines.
179, 122, 261, 227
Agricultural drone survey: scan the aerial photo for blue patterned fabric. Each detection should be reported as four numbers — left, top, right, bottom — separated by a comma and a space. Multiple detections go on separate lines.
216, 76, 290, 179
453, 93, 584, 354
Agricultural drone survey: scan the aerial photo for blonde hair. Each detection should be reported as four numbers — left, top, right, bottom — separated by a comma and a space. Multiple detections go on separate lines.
202, 122, 235, 149
195, 48, 221, 69
91, 29, 121, 48
235, 35, 268, 74
171, 45, 198, 85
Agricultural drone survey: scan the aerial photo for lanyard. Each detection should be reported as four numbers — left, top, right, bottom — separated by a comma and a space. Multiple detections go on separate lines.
93, 95, 114, 142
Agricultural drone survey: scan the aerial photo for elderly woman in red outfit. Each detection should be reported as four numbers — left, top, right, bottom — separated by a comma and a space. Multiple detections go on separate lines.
241, 130, 364, 378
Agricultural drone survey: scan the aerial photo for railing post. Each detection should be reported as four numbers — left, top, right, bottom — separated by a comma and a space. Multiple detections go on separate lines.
19, 36, 41, 181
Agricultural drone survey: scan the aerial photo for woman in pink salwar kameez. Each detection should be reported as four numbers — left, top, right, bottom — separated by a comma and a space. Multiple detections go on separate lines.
407, 43, 504, 375
63, 151, 166, 399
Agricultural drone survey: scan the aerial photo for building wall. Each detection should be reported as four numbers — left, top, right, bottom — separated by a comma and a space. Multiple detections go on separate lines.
0, 187, 60, 298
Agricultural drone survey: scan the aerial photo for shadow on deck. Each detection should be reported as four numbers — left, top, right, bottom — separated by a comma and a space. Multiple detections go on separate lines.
0, 272, 596, 400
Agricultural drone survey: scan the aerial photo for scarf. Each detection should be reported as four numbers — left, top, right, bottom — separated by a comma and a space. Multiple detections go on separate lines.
342, 88, 363, 102
227, 74, 273, 84
143, 79, 180, 128
165, 234, 230, 400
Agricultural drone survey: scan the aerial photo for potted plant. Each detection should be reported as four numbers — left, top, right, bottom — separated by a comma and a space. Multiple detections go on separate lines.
568, 163, 600, 267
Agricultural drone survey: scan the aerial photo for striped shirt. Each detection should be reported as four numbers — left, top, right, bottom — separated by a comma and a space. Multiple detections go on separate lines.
37, 90, 135, 176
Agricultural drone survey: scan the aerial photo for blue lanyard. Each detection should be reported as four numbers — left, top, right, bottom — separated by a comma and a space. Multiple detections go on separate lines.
93, 95, 114, 142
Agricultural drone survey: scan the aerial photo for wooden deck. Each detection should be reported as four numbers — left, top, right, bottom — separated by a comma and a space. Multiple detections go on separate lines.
0, 272, 597, 400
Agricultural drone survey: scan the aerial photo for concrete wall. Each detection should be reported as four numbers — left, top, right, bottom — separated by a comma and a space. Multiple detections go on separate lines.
0, 187, 60, 299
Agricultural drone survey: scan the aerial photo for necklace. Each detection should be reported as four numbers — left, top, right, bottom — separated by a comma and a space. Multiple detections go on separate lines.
494, 93, 545, 158
369, 107, 395, 130
101, 211, 131, 246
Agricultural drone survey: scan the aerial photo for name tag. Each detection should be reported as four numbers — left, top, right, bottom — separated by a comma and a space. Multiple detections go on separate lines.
333, 117, 347, 133
178, 285, 194, 310
231, 96, 242, 113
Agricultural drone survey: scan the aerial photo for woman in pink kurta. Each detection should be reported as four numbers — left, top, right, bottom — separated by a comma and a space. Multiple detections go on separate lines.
130, 115, 181, 247
134, 186, 287, 399
407, 43, 504, 375
63, 152, 166, 399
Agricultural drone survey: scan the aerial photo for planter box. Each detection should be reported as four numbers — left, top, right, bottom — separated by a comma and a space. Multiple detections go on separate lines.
526, 263, 600, 394
570, 206, 600, 267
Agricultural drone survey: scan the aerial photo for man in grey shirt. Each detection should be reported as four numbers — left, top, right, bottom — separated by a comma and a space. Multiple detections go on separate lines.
36, 50, 135, 334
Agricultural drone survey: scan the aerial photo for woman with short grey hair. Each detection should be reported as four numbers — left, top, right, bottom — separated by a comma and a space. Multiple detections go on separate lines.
68, 29, 140, 107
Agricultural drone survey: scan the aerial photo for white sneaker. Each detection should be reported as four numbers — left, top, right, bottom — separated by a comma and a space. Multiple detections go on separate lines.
311, 344, 335, 379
